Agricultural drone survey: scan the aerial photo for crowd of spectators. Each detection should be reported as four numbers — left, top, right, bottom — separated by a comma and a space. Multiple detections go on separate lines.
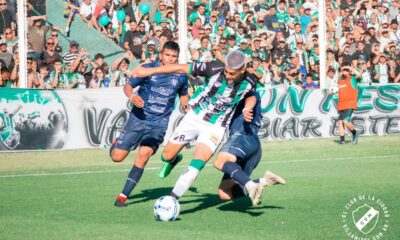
1, 0, 400, 90
185, 0, 321, 90
57, 0, 322, 89
326, 0, 400, 93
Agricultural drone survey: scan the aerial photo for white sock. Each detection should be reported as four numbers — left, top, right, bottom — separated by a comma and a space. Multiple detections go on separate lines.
243, 181, 257, 196
245, 181, 256, 190
172, 166, 199, 198
259, 178, 267, 186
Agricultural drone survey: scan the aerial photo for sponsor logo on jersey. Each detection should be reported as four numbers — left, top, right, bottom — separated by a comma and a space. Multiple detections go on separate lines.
171, 78, 178, 87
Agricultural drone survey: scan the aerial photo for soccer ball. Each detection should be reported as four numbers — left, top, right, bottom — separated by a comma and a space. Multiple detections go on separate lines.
153, 196, 180, 221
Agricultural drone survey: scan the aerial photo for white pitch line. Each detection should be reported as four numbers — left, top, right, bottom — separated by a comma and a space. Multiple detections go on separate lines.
0, 155, 398, 179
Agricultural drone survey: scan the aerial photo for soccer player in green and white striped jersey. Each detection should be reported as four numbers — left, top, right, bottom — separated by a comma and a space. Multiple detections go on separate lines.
131, 50, 257, 200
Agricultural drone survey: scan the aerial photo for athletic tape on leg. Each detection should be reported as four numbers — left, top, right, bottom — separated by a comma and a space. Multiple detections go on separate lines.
172, 166, 199, 198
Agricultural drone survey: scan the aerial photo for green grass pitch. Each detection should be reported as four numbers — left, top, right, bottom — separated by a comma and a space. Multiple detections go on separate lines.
0, 135, 399, 240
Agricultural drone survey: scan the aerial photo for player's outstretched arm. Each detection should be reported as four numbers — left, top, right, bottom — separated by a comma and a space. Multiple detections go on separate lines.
132, 64, 191, 78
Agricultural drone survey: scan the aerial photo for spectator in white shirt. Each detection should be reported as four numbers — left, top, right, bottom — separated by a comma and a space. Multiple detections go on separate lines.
80, 0, 96, 26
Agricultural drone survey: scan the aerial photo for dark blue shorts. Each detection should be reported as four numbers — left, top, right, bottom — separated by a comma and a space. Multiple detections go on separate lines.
220, 132, 262, 179
114, 113, 165, 154
338, 109, 353, 122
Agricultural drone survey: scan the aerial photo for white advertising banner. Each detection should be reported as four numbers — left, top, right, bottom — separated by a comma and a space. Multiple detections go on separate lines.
0, 85, 399, 151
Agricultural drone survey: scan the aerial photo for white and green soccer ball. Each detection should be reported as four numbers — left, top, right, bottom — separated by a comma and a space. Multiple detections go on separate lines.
153, 196, 180, 221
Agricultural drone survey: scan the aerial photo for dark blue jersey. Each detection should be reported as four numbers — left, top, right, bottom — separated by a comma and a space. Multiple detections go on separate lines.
229, 91, 262, 136
128, 61, 188, 129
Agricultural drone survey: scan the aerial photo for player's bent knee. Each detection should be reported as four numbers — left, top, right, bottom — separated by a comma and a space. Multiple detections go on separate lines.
111, 154, 125, 162
214, 154, 232, 170
110, 150, 128, 162
213, 160, 223, 170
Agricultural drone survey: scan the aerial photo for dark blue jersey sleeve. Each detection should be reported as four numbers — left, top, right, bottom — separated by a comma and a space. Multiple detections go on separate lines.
128, 61, 159, 87
178, 74, 189, 96
244, 90, 256, 99
244, 72, 258, 91
128, 76, 146, 88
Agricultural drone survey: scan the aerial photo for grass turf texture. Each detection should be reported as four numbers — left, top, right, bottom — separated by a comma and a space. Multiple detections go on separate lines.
0, 135, 399, 240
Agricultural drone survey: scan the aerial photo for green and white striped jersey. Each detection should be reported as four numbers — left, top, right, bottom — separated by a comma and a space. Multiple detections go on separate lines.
276, 8, 289, 23
189, 61, 257, 127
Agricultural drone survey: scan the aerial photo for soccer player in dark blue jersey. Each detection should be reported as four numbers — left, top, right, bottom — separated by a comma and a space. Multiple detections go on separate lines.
111, 41, 189, 207
214, 92, 286, 206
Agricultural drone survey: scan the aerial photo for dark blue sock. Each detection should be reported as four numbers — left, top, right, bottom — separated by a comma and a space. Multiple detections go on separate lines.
221, 162, 251, 187
121, 165, 144, 197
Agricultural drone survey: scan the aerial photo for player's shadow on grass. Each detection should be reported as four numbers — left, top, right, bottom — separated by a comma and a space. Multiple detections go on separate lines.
126, 187, 199, 205
179, 193, 284, 217
333, 140, 352, 144
219, 198, 284, 217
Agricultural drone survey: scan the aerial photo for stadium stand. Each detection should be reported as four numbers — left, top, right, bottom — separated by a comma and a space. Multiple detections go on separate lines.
1, 0, 399, 90
46, 0, 127, 69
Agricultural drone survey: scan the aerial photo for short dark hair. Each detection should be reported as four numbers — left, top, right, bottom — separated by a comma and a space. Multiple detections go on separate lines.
327, 49, 335, 54
228, 35, 236, 41
39, 63, 49, 70
162, 41, 180, 54
94, 53, 104, 60
95, 67, 104, 73
1, 66, 9, 73
200, 36, 209, 42
121, 58, 130, 65
253, 57, 261, 63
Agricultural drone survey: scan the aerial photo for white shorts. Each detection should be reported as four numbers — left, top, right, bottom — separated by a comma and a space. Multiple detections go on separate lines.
169, 110, 226, 153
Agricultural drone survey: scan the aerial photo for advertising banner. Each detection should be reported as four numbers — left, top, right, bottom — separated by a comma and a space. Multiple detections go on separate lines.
0, 85, 399, 151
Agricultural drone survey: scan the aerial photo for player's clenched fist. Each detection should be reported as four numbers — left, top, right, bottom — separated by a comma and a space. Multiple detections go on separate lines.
242, 108, 253, 122
130, 95, 145, 108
